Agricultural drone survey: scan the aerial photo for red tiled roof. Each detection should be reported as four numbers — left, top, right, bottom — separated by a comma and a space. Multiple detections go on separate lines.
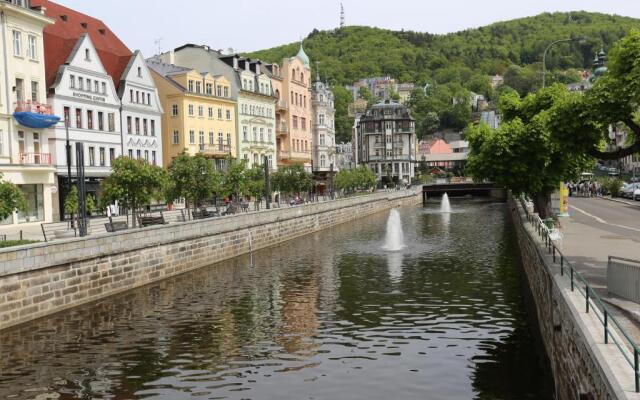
32, 0, 132, 90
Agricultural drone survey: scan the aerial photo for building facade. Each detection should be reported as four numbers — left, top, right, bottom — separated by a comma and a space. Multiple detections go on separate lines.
270, 44, 313, 171
356, 100, 416, 184
311, 78, 336, 191
220, 55, 276, 169
147, 59, 235, 169
119, 51, 163, 166
0, 0, 56, 226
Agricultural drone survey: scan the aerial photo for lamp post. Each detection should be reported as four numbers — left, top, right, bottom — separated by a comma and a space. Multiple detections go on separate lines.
542, 37, 585, 87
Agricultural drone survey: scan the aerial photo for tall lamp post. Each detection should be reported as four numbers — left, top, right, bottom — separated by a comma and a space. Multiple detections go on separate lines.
542, 37, 585, 87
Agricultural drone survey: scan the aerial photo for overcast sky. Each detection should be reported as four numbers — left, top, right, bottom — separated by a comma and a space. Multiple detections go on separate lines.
54, 0, 640, 56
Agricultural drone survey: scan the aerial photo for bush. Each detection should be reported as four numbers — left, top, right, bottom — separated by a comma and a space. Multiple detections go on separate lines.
601, 178, 624, 197
0, 240, 39, 249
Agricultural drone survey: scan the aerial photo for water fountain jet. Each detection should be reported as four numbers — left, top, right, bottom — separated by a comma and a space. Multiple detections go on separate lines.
383, 209, 405, 251
441, 193, 451, 213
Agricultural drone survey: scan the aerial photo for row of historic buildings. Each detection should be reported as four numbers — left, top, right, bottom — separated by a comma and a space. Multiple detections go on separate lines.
0, 0, 337, 227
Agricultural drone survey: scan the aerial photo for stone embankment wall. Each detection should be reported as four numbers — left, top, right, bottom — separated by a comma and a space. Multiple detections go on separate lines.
0, 191, 420, 330
509, 196, 635, 400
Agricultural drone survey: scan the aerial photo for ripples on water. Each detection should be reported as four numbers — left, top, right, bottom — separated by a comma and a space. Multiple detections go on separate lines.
0, 199, 553, 400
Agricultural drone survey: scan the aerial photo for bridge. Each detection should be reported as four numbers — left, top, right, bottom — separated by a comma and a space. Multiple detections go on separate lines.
422, 182, 506, 204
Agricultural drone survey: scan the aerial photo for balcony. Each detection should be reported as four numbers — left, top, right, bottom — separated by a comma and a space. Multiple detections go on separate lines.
276, 124, 289, 137
276, 99, 288, 111
198, 143, 231, 157
278, 150, 311, 162
246, 140, 274, 150
13, 101, 60, 129
19, 153, 52, 165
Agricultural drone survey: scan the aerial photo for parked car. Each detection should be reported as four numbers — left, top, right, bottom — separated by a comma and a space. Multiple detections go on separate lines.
634, 188, 640, 201
621, 183, 640, 198
289, 196, 305, 206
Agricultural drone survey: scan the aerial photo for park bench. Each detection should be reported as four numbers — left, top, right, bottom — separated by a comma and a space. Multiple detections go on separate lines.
193, 207, 221, 219
41, 221, 77, 242
138, 213, 166, 227
105, 217, 128, 233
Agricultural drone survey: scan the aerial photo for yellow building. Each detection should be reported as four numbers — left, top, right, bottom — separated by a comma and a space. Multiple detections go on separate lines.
147, 59, 236, 169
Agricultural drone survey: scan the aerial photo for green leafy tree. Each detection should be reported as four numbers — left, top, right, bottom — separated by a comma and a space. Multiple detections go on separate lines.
166, 152, 222, 211
358, 86, 376, 106
467, 84, 592, 217
0, 173, 26, 221
333, 85, 355, 143
64, 185, 78, 221
85, 193, 95, 216
223, 157, 248, 201
245, 164, 266, 209
101, 157, 168, 227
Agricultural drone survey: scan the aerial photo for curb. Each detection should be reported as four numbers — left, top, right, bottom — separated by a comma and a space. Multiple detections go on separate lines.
595, 196, 640, 208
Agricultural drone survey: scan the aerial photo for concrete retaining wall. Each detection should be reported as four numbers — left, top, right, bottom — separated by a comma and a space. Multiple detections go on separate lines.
0, 191, 420, 331
509, 196, 636, 400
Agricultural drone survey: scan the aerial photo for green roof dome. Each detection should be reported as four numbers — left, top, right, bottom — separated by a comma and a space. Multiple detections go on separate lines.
594, 66, 608, 77
296, 43, 310, 68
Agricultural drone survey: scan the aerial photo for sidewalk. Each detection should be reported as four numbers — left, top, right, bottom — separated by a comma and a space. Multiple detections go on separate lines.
560, 196, 640, 341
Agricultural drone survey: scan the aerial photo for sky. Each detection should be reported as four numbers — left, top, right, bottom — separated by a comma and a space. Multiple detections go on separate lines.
53, 0, 640, 56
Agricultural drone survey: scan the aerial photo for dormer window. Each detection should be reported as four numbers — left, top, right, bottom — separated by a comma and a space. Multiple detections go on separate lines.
98, 28, 106, 35
60, 15, 68, 22
81, 22, 88, 29
85, 49, 90, 61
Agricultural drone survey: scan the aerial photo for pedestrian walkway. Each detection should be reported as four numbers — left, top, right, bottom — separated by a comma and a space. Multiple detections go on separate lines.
560, 196, 640, 341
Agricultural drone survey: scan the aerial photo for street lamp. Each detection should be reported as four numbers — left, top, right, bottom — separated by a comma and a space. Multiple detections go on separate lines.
542, 37, 585, 87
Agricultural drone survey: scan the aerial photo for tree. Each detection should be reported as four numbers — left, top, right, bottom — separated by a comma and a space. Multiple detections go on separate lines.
270, 164, 313, 201
64, 186, 78, 221
166, 152, 221, 212
223, 157, 248, 201
0, 173, 26, 221
334, 166, 376, 194
358, 86, 376, 106
100, 157, 167, 227
333, 85, 355, 143
467, 84, 592, 218
85, 193, 95, 216
245, 164, 266, 210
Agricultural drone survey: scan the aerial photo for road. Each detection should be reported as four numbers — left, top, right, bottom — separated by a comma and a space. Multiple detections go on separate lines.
561, 197, 640, 340
562, 197, 640, 289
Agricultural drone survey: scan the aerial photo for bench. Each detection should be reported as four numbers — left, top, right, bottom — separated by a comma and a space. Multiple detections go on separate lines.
41, 221, 77, 242
192, 207, 220, 219
138, 213, 166, 227
105, 219, 128, 233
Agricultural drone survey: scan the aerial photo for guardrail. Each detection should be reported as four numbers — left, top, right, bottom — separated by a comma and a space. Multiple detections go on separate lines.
519, 197, 640, 392
608, 256, 640, 304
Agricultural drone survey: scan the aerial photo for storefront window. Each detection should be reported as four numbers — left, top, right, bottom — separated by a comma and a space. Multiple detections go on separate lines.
17, 184, 44, 223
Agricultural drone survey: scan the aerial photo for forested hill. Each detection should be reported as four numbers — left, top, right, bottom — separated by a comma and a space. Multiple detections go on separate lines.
247, 12, 640, 142
248, 12, 640, 86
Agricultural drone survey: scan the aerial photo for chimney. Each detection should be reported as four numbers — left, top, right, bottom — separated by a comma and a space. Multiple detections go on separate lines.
168, 50, 175, 65
245, 59, 250, 71
233, 56, 238, 70
255, 61, 261, 75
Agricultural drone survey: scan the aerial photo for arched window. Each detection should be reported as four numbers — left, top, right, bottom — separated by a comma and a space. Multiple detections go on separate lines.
320, 154, 326, 167
275, 89, 280, 99
291, 70, 295, 80
301, 72, 304, 82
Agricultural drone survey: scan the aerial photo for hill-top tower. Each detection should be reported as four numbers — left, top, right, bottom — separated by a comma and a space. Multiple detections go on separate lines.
340, 3, 345, 28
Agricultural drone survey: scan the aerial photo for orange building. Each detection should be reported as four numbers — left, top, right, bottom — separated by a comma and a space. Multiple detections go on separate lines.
264, 44, 313, 171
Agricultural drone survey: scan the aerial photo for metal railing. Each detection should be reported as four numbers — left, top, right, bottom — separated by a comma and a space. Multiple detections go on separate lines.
14, 101, 54, 115
19, 153, 52, 165
520, 197, 640, 392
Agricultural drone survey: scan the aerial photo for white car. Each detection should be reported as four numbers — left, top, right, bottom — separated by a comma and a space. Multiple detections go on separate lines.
634, 188, 640, 201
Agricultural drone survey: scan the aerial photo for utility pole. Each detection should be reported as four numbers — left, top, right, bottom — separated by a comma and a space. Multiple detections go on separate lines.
75, 143, 87, 237
264, 155, 271, 209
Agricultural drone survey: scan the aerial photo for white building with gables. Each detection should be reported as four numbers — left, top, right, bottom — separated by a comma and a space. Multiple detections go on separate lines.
118, 50, 163, 166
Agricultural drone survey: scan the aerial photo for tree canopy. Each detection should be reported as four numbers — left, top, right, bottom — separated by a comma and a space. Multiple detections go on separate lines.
0, 174, 26, 221
248, 12, 639, 140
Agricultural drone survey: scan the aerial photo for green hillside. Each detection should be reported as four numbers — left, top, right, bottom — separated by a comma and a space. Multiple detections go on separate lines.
247, 12, 640, 141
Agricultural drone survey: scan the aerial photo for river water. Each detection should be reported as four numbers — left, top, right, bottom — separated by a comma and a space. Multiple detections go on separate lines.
0, 200, 554, 399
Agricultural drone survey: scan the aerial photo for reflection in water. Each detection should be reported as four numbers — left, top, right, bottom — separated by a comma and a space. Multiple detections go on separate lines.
0, 201, 553, 400
386, 251, 403, 282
